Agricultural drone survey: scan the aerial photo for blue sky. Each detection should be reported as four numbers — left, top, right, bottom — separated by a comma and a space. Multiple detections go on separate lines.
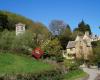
0, 0, 100, 35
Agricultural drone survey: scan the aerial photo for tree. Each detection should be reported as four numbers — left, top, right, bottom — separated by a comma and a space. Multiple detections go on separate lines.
99, 26, 100, 29
49, 20, 72, 50
0, 30, 15, 50
49, 20, 66, 35
11, 31, 36, 54
28, 22, 51, 46
73, 20, 92, 35
59, 25, 72, 49
91, 40, 100, 64
41, 38, 63, 62
0, 10, 48, 32
0, 13, 8, 31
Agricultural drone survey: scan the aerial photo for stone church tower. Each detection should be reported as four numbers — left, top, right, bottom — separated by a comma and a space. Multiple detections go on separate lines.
16, 23, 25, 35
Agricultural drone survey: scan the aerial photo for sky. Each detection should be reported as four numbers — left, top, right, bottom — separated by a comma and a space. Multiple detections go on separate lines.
0, 0, 100, 35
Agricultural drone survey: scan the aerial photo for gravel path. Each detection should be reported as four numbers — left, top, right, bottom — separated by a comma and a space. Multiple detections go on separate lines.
95, 74, 100, 80
82, 67, 100, 80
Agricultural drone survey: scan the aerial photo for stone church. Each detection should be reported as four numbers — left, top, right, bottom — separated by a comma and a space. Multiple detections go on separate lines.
63, 31, 100, 60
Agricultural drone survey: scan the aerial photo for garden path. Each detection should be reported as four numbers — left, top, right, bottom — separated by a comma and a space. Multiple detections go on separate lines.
82, 67, 100, 80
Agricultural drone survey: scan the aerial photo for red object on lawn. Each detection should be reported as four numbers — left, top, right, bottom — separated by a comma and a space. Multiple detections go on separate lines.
32, 48, 44, 59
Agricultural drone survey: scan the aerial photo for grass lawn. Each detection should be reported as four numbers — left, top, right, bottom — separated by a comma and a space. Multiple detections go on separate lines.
63, 69, 88, 80
0, 53, 54, 75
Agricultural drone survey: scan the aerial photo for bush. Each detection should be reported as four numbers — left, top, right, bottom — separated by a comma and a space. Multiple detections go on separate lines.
64, 60, 79, 70
0, 69, 62, 80
11, 31, 36, 54
0, 30, 15, 51
0, 30, 37, 55
41, 38, 64, 62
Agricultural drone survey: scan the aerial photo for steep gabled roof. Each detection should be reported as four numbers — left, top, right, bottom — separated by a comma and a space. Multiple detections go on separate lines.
67, 41, 76, 49
75, 35, 83, 41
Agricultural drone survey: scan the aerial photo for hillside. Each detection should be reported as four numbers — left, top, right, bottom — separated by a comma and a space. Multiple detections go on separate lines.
0, 53, 54, 74
0, 10, 50, 35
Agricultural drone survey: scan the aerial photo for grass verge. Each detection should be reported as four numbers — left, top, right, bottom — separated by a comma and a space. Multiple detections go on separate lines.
63, 69, 88, 80
0, 52, 54, 75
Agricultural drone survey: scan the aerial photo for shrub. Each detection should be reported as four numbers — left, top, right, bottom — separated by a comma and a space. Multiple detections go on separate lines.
0, 69, 62, 80
63, 69, 88, 80
11, 31, 36, 54
0, 30, 15, 51
41, 38, 64, 62
0, 30, 37, 55
64, 60, 79, 70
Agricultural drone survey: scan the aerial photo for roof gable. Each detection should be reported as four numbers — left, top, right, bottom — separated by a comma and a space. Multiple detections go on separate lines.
67, 41, 76, 48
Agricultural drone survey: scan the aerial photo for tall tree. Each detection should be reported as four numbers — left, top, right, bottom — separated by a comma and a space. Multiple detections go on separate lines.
29, 22, 51, 46
0, 13, 8, 31
59, 25, 72, 49
49, 20, 66, 35
0, 10, 34, 31
90, 41, 100, 64
74, 20, 92, 34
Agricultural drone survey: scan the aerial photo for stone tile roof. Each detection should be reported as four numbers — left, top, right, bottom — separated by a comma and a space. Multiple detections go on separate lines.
75, 35, 83, 41
67, 41, 76, 48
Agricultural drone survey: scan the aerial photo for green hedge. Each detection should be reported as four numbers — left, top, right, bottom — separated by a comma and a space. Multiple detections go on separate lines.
0, 69, 62, 80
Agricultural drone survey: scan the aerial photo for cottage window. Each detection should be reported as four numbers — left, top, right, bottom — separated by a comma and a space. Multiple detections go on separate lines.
70, 48, 73, 51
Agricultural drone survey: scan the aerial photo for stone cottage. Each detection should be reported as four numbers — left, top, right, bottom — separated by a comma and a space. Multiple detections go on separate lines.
63, 31, 99, 60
